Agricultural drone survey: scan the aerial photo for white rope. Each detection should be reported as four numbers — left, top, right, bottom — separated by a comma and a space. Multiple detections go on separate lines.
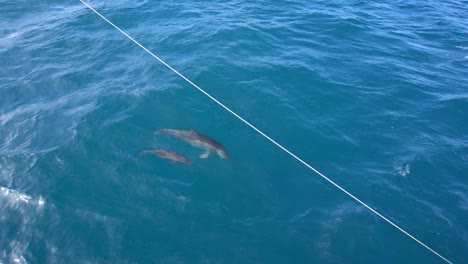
79, 1, 452, 263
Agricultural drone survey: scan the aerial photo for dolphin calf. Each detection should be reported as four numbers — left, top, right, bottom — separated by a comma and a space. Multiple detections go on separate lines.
154, 128, 231, 159
138, 149, 191, 164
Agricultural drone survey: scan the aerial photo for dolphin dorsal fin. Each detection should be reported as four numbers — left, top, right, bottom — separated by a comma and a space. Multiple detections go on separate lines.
189, 128, 196, 134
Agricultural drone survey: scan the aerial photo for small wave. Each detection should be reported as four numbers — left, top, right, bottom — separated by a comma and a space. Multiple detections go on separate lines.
456, 45, 468, 50
233, 207, 315, 225
175, 195, 190, 212
0, 91, 97, 155
450, 189, 468, 211
101, 106, 136, 127
326, 202, 366, 220
316, 203, 367, 254
0, 155, 38, 187
73, 208, 123, 257
0, 32, 20, 51
232, 215, 278, 226
1, 31, 20, 40
288, 208, 312, 222
414, 197, 453, 227
157, 177, 197, 187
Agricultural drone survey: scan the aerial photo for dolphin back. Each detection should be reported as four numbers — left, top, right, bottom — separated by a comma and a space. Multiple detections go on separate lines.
155, 128, 231, 159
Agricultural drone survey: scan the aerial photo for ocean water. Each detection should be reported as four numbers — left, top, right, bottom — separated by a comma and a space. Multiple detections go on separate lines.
1, 0, 467, 263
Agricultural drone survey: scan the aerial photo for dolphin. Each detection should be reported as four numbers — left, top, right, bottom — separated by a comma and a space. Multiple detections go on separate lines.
154, 128, 231, 159
137, 149, 191, 164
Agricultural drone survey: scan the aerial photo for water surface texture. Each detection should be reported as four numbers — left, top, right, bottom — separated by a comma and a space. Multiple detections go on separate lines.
1, 0, 467, 263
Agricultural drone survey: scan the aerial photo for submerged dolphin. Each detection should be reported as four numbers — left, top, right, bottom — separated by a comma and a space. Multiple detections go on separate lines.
138, 149, 191, 164
154, 128, 231, 159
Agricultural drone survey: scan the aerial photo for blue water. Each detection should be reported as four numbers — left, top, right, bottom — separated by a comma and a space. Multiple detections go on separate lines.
1, 0, 467, 263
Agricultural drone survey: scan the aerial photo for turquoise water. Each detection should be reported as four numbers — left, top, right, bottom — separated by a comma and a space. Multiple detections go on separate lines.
1, 0, 467, 263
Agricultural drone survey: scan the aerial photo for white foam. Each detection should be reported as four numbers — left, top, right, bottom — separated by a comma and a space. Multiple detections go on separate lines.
37, 196, 45, 206
13, 256, 26, 263
0, 187, 40, 206
394, 163, 411, 177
